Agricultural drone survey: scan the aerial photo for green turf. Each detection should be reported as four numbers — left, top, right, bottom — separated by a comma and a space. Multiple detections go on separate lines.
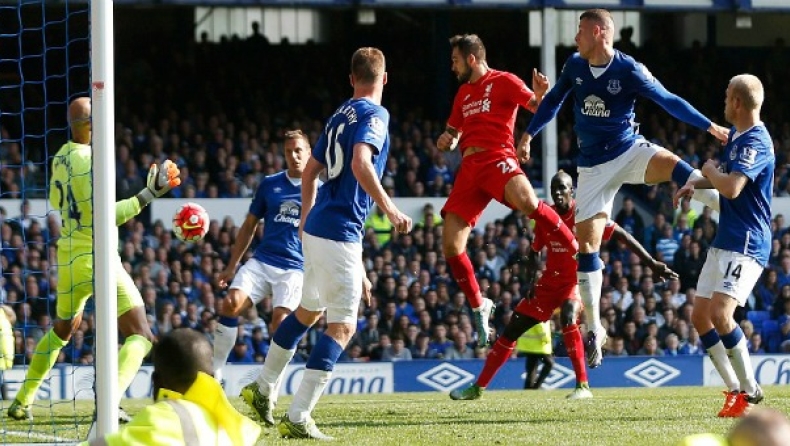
1, 386, 789, 445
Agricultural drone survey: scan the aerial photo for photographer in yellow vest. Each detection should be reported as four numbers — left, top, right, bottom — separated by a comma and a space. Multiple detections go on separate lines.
84, 328, 260, 446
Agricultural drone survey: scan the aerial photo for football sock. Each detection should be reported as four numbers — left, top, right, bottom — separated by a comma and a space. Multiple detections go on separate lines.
257, 342, 297, 399
688, 170, 721, 212
273, 313, 311, 350
288, 368, 332, 424
477, 336, 516, 388
700, 329, 739, 392
117, 334, 152, 402
671, 159, 694, 185
721, 326, 757, 395
212, 316, 239, 382
289, 335, 344, 423
563, 324, 588, 385
447, 252, 483, 308
16, 329, 68, 406
577, 253, 604, 335
529, 201, 578, 252
256, 314, 310, 397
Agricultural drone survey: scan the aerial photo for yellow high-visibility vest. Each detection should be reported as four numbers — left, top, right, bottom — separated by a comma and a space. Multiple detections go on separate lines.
0, 308, 13, 370
516, 321, 552, 355
365, 211, 393, 246
84, 372, 261, 446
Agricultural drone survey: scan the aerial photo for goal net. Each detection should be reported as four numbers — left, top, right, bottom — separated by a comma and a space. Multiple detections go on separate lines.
0, 1, 97, 443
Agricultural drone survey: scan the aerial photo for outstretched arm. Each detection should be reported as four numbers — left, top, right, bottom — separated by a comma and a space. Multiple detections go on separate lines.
218, 213, 261, 287
610, 224, 678, 283
117, 160, 181, 226
524, 76, 573, 138
637, 67, 728, 143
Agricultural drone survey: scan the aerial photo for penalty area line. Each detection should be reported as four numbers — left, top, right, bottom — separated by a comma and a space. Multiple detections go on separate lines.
0, 428, 78, 444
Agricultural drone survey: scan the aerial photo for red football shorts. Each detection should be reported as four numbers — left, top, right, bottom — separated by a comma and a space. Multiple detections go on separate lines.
516, 280, 580, 323
441, 151, 524, 227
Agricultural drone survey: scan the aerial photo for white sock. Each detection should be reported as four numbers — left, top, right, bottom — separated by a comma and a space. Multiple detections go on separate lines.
728, 336, 757, 395
708, 341, 739, 392
578, 270, 603, 334
257, 342, 296, 398
212, 323, 238, 382
288, 368, 332, 424
270, 374, 284, 405
689, 170, 720, 212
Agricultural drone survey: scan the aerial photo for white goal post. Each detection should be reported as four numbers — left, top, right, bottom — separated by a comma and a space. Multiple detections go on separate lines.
90, 0, 119, 438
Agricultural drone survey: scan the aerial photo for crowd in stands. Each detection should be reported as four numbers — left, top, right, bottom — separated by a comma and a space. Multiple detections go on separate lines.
2, 32, 790, 367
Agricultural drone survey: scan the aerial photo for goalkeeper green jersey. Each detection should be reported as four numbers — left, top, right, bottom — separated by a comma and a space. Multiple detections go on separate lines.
49, 141, 142, 248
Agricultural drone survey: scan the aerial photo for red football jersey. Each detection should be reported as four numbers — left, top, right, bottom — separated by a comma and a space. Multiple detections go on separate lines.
447, 69, 534, 157
531, 201, 616, 285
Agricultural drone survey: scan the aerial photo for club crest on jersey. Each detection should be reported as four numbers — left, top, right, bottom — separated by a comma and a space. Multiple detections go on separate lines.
275, 200, 301, 227
581, 95, 610, 117
729, 145, 738, 161
607, 79, 622, 95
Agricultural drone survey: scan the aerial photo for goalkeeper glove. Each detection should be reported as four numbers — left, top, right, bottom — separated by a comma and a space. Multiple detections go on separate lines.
137, 160, 181, 207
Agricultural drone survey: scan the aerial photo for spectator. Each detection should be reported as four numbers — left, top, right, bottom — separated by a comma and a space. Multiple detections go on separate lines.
381, 335, 412, 361
444, 331, 474, 360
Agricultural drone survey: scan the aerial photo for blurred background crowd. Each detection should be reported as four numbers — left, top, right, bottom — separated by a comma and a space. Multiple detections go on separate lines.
2, 26, 790, 368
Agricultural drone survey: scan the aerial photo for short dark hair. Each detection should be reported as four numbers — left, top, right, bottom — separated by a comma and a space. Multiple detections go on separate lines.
580, 9, 614, 28
153, 328, 213, 394
449, 34, 486, 61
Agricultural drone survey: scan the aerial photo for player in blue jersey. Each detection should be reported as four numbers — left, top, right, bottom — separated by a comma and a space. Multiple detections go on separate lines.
212, 130, 310, 387
518, 8, 728, 368
240, 48, 411, 439
675, 74, 770, 417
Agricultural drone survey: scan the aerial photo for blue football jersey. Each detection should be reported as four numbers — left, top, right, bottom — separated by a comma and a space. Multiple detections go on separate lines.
304, 98, 390, 243
712, 124, 774, 266
249, 171, 304, 270
527, 50, 710, 167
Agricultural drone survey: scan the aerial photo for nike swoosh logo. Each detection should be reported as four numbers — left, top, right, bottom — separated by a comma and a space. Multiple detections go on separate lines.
182, 223, 202, 230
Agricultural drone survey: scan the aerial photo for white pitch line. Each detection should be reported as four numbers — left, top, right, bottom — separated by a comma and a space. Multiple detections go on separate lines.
0, 428, 78, 444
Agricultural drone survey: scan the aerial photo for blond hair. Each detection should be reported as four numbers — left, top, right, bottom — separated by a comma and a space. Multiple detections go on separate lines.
729, 74, 764, 111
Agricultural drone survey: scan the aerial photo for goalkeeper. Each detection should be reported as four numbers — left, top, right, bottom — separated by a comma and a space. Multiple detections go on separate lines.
8, 97, 181, 421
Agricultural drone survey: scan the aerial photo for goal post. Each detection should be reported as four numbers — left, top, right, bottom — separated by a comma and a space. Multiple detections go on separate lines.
90, 0, 119, 438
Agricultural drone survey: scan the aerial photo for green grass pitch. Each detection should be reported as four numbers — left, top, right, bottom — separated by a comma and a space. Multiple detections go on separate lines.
2, 386, 789, 445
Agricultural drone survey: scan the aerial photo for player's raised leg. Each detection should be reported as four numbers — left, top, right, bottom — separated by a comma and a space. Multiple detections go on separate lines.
450, 311, 541, 400
503, 175, 577, 254
647, 149, 720, 211
442, 212, 495, 346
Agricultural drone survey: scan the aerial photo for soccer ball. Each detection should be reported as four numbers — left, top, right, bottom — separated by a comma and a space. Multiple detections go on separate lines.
173, 202, 209, 242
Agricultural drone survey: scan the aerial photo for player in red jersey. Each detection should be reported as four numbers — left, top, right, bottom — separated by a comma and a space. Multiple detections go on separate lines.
436, 34, 579, 347
450, 171, 677, 400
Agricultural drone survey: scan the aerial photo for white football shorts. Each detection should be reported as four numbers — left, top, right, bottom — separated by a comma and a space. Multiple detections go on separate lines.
696, 248, 763, 306
575, 138, 662, 222
300, 232, 364, 325
230, 258, 303, 310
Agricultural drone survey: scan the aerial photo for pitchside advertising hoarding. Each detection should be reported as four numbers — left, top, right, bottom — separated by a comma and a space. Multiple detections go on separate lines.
4, 356, 789, 400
